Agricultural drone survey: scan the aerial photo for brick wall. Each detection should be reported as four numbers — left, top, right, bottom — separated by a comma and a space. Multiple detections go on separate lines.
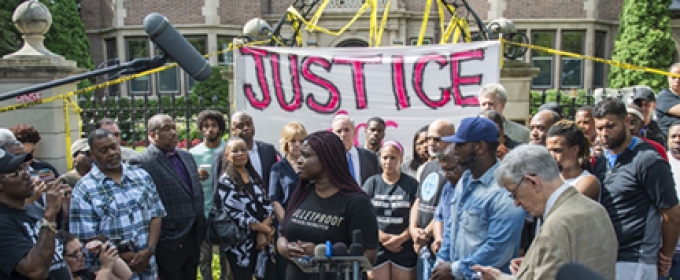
124, 0, 205, 25
505, 0, 586, 19
597, 0, 623, 22
87, 34, 105, 67
218, 0, 269, 25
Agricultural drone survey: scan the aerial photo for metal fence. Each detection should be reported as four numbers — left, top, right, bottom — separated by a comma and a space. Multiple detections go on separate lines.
78, 91, 229, 150
529, 88, 635, 120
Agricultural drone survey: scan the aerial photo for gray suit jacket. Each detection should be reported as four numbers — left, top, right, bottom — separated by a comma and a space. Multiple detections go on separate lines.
502, 187, 617, 280
130, 144, 206, 250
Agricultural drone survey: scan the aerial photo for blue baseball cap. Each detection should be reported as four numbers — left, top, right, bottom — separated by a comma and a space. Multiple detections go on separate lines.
442, 116, 499, 143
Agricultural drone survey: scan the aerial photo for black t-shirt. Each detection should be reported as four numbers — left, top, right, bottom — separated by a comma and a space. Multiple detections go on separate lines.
362, 173, 418, 234
415, 161, 447, 228
284, 185, 379, 278
592, 139, 678, 263
0, 203, 71, 280
655, 88, 680, 134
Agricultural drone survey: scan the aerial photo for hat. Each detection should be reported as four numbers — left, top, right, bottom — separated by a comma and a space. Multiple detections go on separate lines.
71, 139, 90, 156
0, 148, 32, 174
632, 88, 656, 102
442, 116, 499, 143
627, 104, 644, 120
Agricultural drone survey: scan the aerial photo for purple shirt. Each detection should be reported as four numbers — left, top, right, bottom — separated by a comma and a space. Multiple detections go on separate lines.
165, 148, 193, 194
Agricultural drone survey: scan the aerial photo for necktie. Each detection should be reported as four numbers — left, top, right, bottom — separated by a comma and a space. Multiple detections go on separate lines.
347, 152, 356, 182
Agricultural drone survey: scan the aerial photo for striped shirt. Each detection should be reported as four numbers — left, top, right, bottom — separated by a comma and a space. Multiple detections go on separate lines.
70, 163, 167, 280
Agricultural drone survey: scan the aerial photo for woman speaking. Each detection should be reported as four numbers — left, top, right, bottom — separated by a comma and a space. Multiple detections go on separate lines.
276, 131, 379, 279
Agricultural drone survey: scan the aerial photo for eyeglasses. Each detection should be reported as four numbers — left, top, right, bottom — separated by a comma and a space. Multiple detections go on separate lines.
507, 175, 527, 200
64, 249, 85, 260
0, 166, 29, 180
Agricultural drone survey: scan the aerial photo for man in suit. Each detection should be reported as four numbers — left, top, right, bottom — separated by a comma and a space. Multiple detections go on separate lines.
129, 114, 205, 280
332, 115, 381, 185
211, 111, 279, 190
472, 145, 618, 280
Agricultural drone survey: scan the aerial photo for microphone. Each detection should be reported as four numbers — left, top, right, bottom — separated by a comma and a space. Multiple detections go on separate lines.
332, 243, 349, 280
348, 230, 364, 280
348, 230, 363, 256
555, 262, 606, 280
143, 13, 212, 81
314, 244, 327, 280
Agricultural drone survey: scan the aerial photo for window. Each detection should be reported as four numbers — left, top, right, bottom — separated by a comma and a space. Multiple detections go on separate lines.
217, 36, 234, 66
593, 31, 607, 88
155, 47, 180, 94
531, 32, 555, 88
126, 38, 150, 94
409, 37, 433, 45
104, 38, 119, 96
561, 31, 584, 88
185, 36, 207, 93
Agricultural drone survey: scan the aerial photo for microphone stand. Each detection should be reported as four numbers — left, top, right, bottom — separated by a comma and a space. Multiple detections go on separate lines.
0, 55, 168, 102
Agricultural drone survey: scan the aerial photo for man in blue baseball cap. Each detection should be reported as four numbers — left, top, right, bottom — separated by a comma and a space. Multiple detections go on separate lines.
431, 116, 526, 280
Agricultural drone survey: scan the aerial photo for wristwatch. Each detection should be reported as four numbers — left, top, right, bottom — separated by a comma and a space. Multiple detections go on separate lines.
38, 218, 57, 233
144, 245, 156, 254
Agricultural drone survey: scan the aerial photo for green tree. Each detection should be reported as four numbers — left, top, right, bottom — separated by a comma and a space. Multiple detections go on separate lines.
608, 0, 675, 91
0, 0, 24, 56
40, 0, 93, 70
192, 65, 231, 110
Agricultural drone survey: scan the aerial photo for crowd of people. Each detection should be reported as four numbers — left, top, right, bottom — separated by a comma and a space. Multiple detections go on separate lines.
6, 64, 680, 280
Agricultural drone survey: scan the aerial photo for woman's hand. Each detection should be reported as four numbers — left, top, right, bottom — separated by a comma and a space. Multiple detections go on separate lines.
277, 237, 305, 260
256, 233, 268, 250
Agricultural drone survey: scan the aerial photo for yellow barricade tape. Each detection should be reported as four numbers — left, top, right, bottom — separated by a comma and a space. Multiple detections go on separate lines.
416, 0, 432, 46
287, 2, 372, 37
500, 38, 680, 78
374, 0, 391, 47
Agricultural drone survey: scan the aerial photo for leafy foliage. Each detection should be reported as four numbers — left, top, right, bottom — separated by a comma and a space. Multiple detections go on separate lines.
608, 0, 675, 91
0, 0, 22, 56
40, 0, 93, 70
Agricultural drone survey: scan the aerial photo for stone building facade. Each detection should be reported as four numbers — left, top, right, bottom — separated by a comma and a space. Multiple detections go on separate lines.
79, 0, 680, 97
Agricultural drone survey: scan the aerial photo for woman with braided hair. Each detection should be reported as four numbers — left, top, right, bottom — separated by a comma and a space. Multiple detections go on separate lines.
277, 130, 379, 279
545, 120, 600, 201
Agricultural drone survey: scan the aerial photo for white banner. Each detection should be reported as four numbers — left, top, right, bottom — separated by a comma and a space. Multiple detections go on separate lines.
234, 41, 501, 156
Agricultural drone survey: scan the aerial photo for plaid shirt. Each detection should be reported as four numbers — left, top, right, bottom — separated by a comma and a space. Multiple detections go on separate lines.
70, 163, 167, 280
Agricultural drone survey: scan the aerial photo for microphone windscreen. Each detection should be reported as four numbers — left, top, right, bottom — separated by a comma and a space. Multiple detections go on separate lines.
143, 13, 212, 81
332, 242, 348, 256
314, 244, 327, 258
555, 262, 606, 280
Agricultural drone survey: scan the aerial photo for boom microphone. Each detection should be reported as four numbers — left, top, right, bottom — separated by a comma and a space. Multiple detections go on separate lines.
143, 13, 212, 81
555, 262, 606, 280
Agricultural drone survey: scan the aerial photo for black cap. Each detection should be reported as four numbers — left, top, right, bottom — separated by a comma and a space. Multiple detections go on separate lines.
632, 88, 656, 102
0, 148, 32, 174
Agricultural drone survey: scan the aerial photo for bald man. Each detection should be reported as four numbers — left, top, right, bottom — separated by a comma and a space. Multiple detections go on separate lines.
529, 110, 561, 146
130, 114, 205, 280
332, 115, 380, 185
410, 118, 455, 280
211, 111, 279, 190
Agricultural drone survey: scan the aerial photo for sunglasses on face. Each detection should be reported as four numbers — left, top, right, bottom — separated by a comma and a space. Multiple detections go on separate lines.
0, 166, 29, 180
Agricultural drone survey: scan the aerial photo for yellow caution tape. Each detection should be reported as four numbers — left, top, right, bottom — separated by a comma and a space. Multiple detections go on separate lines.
500, 38, 680, 78
63, 96, 72, 170
286, 2, 372, 37
374, 0, 391, 47
416, 0, 433, 46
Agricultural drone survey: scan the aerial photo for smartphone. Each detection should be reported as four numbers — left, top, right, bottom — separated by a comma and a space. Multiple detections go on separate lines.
37, 169, 54, 182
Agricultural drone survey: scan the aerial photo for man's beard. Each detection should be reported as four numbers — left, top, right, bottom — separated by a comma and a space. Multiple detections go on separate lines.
206, 134, 221, 142
457, 147, 476, 170
428, 146, 440, 158
604, 131, 627, 151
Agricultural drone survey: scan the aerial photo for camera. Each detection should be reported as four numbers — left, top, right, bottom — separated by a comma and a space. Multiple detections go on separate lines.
116, 240, 136, 254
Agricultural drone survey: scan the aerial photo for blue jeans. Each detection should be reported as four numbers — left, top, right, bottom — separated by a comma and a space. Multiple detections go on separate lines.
416, 254, 435, 280
659, 253, 680, 280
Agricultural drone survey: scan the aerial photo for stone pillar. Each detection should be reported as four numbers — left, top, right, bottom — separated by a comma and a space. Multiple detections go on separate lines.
500, 60, 540, 125
0, 0, 85, 173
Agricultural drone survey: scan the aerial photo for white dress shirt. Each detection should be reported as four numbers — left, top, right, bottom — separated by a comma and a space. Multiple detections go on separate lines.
248, 143, 263, 177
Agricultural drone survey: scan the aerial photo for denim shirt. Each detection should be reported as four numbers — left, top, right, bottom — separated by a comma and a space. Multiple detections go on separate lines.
435, 161, 525, 279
